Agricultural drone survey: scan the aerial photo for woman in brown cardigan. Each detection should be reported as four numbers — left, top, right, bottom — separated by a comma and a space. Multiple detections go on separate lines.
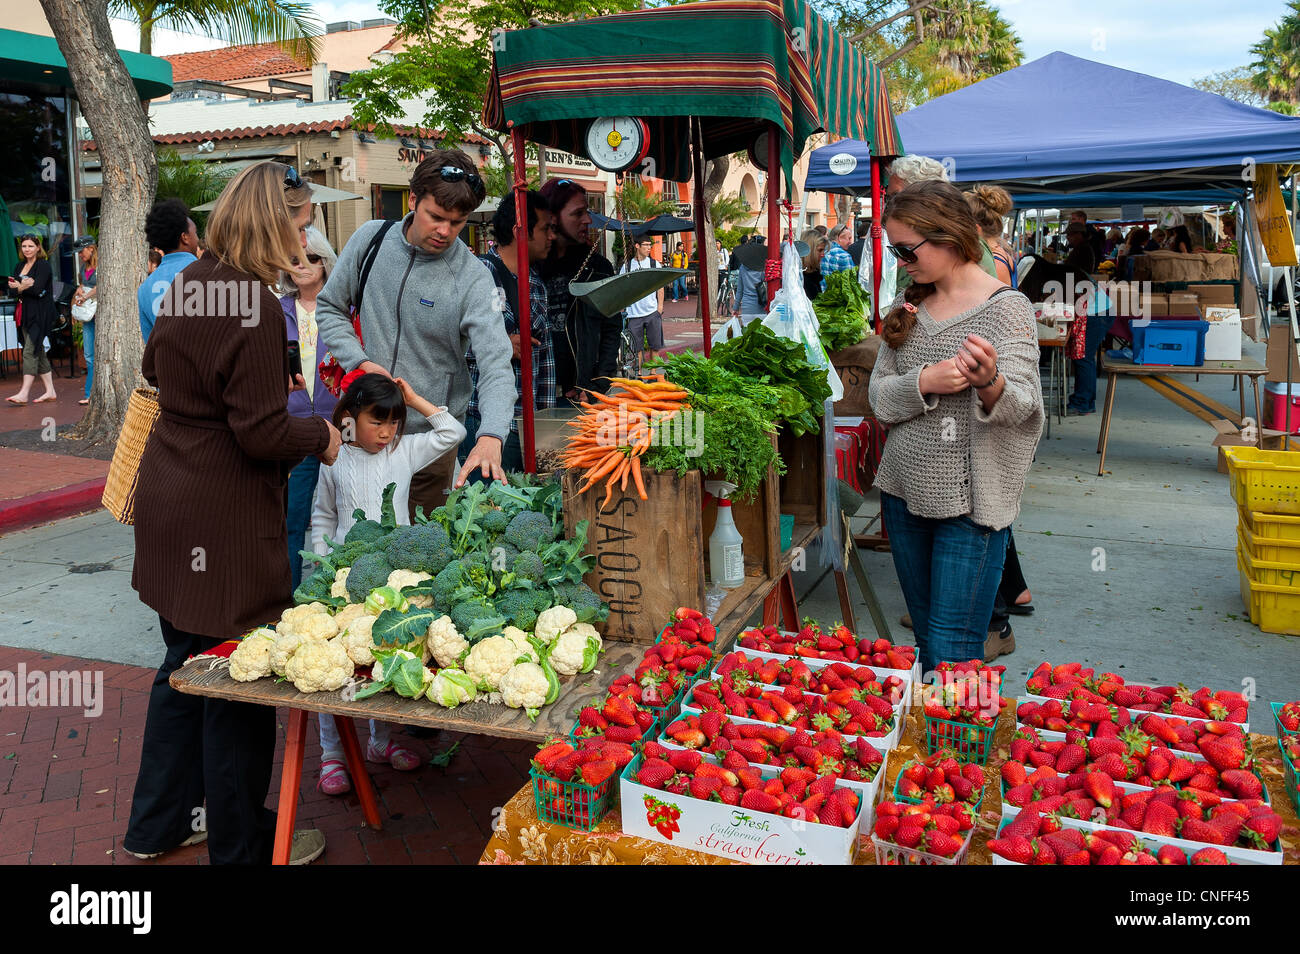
125, 162, 342, 865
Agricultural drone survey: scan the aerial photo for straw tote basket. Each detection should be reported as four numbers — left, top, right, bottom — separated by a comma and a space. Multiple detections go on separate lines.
102, 388, 160, 525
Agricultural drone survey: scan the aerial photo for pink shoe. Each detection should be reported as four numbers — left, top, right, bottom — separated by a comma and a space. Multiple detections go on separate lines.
317, 758, 352, 796
367, 740, 421, 772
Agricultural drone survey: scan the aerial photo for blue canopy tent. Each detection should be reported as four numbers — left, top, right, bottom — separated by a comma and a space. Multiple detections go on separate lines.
806, 52, 1300, 205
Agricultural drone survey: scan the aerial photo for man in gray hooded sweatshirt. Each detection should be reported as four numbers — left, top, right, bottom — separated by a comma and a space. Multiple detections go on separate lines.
317, 150, 516, 517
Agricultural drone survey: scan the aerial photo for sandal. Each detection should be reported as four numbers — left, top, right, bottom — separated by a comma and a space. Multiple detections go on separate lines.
317, 758, 352, 796
367, 740, 421, 772
5, 397, 27, 406
78, 398, 90, 406
33, 395, 56, 403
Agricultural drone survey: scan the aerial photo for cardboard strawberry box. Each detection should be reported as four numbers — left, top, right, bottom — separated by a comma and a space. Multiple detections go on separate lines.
1018, 690, 1250, 734
1048, 813, 1282, 866
737, 644, 921, 690
710, 650, 912, 705
620, 755, 865, 865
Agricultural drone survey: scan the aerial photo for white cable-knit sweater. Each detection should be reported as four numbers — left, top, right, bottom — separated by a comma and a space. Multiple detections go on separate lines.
310, 410, 467, 554
868, 291, 1043, 531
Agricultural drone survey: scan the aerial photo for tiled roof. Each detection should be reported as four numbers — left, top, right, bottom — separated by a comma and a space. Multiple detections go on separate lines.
166, 44, 309, 83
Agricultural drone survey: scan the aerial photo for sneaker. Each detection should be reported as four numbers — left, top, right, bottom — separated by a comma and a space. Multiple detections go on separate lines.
1065, 406, 1094, 416
290, 828, 326, 865
367, 740, 421, 772
126, 830, 208, 860
900, 613, 912, 630
984, 623, 1016, 663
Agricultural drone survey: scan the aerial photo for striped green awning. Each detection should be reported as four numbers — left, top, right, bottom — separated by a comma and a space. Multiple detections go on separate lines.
483, 0, 900, 184
0, 29, 173, 100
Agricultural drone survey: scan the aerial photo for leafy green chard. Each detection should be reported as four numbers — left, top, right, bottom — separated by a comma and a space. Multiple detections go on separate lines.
812, 269, 870, 353
710, 320, 832, 435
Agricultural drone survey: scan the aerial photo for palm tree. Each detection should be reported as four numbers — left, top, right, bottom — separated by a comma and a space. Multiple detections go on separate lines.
154, 148, 234, 229
109, 0, 321, 59
710, 193, 752, 229
1251, 3, 1300, 106
614, 178, 678, 222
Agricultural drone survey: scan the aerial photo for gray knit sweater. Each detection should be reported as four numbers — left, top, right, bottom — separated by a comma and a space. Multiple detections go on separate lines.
868, 290, 1043, 531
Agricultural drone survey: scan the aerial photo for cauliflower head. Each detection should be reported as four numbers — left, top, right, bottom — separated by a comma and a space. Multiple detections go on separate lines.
270, 632, 305, 677
340, 626, 376, 667
503, 626, 539, 663
278, 603, 339, 640
228, 627, 277, 682
387, 569, 433, 608
330, 567, 351, 600
427, 668, 478, 708
498, 662, 550, 712
535, 606, 578, 644
426, 615, 469, 669
333, 602, 369, 630
549, 628, 603, 677
464, 634, 532, 691
285, 637, 353, 693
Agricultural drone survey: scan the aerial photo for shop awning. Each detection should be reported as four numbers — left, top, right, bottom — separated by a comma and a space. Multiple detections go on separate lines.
807, 51, 1300, 202
483, 0, 901, 184
0, 28, 173, 100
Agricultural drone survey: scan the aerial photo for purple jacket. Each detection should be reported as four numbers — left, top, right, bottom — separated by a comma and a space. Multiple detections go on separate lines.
282, 294, 340, 420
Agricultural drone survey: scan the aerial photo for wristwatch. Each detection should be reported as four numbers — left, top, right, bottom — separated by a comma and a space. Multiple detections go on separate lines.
976, 363, 1000, 390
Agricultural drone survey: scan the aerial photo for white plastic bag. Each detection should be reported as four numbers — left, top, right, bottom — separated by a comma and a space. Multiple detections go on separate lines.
762, 241, 844, 401
858, 238, 898, 309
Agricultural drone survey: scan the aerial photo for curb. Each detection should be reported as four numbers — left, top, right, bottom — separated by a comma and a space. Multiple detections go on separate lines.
0, 477, 107, 535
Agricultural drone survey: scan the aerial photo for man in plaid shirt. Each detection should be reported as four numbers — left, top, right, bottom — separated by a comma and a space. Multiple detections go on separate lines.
820, 222, 856, 292
464, 190, 557, 476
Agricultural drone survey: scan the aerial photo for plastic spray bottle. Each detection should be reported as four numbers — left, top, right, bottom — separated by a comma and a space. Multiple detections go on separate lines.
704, 480, 745, 590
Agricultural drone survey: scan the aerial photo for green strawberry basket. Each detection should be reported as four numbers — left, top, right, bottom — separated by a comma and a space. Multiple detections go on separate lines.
530, 764, 617, 832
871, 829, 973, 866
923, 714, 998, 764
642, 681, 687, 726
1281, 740, 1300, 816
568, 710, 663, 746
890, 758, 985, 813
1272, 701, 1299, 740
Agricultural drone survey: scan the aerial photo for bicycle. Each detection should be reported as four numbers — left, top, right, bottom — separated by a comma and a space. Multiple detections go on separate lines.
617, 318, 643, 380
715, 268, 736, 317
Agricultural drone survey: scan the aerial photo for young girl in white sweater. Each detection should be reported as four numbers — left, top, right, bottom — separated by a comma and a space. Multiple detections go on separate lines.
311, 373, 466, 795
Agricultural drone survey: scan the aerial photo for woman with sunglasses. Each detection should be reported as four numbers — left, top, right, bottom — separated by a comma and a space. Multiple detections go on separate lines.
126, 161, 342, 866
280, 225, 340, 590
868, 181, 1043, 675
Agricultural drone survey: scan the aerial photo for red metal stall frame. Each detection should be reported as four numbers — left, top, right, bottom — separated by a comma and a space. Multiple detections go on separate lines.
510, 123, 537, 473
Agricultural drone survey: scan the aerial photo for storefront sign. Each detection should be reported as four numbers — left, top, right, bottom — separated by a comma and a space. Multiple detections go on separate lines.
545, 149, 596, 171
398, 146, 433, 164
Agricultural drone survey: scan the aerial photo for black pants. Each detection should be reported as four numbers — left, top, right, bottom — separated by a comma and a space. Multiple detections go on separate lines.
124, 617, 276, 864
988, 532, 1028, 632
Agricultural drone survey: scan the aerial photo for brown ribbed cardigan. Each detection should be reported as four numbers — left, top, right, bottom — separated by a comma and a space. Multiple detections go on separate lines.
132, 256, 330, 639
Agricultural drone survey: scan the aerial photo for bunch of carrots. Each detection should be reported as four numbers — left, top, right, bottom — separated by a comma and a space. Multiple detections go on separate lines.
561, 375, 690, 504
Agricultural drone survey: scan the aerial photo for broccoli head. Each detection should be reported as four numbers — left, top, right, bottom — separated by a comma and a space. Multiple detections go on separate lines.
511, 550, 545, 585
495, 587, 541, 631
385, 523, 455, 575
480, 508, 510, 536
450, 600, 507, 641
503, 510, 558, 552
566, 581, 607, 623
489, 542, 521, 574
432, 562, 470, 606
345, 551, 394, 603
344, 511, 387, 546
293, 568, 339, 607
326, 539, 373, 568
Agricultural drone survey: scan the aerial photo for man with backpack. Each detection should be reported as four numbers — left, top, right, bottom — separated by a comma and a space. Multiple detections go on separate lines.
316, 149, 516, 514
621, 236, 665, 362
463, 190, 556, 477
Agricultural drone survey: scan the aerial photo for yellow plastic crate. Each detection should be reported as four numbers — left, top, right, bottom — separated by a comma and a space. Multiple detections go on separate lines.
1223, 446, 1300, 515
1237, 526, 1300, 581
1237, 550, 1300, 635
1238, 506, 1300, 543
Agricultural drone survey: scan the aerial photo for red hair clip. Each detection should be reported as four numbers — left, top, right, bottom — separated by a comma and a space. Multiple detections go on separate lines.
902, 302, 917, 314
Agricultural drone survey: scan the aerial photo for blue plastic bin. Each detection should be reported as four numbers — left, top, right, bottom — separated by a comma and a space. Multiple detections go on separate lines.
1131, 319, 1209, 367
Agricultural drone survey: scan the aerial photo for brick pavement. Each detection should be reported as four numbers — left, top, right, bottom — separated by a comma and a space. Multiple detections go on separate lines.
0, 645, 534, 865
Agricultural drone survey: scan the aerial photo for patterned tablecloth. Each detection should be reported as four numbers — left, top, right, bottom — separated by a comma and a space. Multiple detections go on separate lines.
481, 706, 1300, 865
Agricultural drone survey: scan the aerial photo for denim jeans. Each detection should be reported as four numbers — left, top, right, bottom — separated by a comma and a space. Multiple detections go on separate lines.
460, 414, 524, 484
881, 493, 1010, 675
287, 454, 321, 590
81, 319, 94, 398
1069, 313, 1112, 412
671, 276, 687, 300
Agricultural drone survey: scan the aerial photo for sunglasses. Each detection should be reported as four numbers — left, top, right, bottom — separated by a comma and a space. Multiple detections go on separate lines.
283, 165, 304, 190
291, 254, 323, 266
435, 166, 485, 200
887, 238, 929, 264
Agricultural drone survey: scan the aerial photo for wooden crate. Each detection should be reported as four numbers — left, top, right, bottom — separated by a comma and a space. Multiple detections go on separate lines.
778, 428, 826, 527
562, 457, 781, 645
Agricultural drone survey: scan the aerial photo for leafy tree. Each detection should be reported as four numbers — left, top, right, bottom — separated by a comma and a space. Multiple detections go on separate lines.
108, 0, 320, 58
344, 0, 639, 176
710, 192, 752, 229
154, 148, 233, 229
481, 157, 540, 198
1193, 66, 1268, 107
1251, 2, 1300, 106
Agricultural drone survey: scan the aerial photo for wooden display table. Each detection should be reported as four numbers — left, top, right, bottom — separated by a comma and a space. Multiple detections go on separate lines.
1095, 354, 1266, 476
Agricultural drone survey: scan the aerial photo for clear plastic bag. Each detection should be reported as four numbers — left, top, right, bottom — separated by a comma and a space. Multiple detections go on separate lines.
762, 241, 844, 401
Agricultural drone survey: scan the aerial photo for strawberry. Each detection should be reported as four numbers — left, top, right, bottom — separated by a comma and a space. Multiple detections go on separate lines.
989, 835, 1034, 864
1083, 772, 1115, 808
699, 710, 723, 741
689, 775, 724, 800
533, 741, 574, 775
1180, 817, 1229, 846
1001, 761, 1029, 788
636, 759, 675, 789
925, 832, 963, 857
667, 749, 703, 773
1243, 812, 1282, 848
894, 822, 925, 848
602, 695, 637, 728
736, 767, 764, 790
1142, 800, 1179, 838
1219, 769, 1263, 800
740, 789, 782, 814
578, 706, 608, 730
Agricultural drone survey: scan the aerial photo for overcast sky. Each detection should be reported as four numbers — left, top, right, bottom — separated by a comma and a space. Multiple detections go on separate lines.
125, 0, 1288, 89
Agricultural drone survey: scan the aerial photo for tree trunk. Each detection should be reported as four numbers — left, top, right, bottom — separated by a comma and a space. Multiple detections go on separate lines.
696, 154, 730, 324
41, 0, 156, 445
